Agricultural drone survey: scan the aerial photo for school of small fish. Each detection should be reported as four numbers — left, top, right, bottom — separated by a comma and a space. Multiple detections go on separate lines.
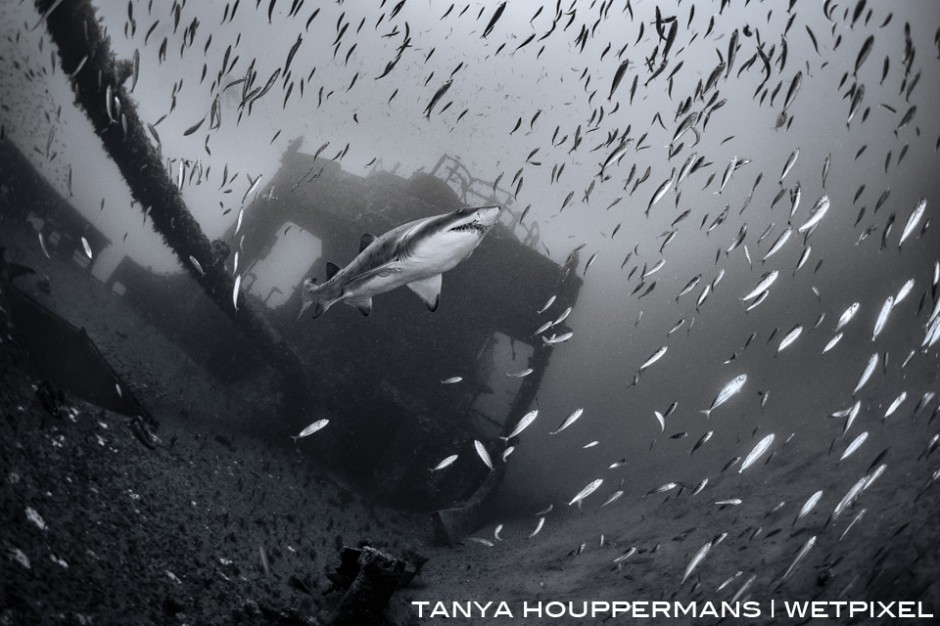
372, 0, 940, 605
4, 0, 939, 609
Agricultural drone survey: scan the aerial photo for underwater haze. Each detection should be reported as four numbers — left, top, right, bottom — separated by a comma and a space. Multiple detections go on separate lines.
2, 0, 940, 624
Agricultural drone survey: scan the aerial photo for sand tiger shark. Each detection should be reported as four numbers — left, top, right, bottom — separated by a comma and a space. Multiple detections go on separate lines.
299, 205, 501, 318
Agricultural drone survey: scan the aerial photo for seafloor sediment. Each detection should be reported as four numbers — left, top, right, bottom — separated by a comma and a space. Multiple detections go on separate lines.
0, 326, 438, 625
2, 228, 940, 626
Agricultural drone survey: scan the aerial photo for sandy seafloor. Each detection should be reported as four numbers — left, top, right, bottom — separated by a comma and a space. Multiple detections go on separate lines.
2, 224, 940, 626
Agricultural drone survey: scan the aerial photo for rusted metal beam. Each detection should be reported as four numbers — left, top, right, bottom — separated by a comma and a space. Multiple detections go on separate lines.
35, 0, 305, 396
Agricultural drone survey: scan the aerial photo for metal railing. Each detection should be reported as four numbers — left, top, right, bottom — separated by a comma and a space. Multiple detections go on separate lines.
429, 154, 541, 249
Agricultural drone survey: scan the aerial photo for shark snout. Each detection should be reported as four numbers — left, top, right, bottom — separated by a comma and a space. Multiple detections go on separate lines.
476, 205, 502, 226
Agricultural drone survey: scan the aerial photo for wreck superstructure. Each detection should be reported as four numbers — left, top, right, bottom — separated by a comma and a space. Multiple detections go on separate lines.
1, 137, 582, 512
0, 142, 109, 274
225, 139, 582, 505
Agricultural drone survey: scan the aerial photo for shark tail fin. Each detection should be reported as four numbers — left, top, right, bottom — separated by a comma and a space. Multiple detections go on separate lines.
298, 277, 333, 320
699, 409, 712, 419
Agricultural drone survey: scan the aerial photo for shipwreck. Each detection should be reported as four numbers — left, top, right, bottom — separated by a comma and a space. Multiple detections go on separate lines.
1, 134, 582, 541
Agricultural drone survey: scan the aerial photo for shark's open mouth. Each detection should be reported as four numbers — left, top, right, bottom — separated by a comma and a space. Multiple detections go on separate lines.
449, 221, 489, 234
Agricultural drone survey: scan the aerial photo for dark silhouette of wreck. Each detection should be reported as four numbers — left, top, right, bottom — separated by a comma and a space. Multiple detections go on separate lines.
224, 139, 583, 537
1, 136, 582, 540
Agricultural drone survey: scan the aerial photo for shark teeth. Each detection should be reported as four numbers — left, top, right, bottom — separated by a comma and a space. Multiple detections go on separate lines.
450, 222, 487, 233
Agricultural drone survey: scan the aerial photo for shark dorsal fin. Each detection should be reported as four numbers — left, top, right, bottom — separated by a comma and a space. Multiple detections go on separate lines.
359, 233, 376, 252
326, 262, 341, 280
407, 274, 442, 312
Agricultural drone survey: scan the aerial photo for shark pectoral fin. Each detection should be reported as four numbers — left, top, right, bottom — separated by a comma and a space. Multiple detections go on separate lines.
326, 262, 341, 279
407, 274, 442, 311
359, 233, 376, 252
348, 297, 372, 316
